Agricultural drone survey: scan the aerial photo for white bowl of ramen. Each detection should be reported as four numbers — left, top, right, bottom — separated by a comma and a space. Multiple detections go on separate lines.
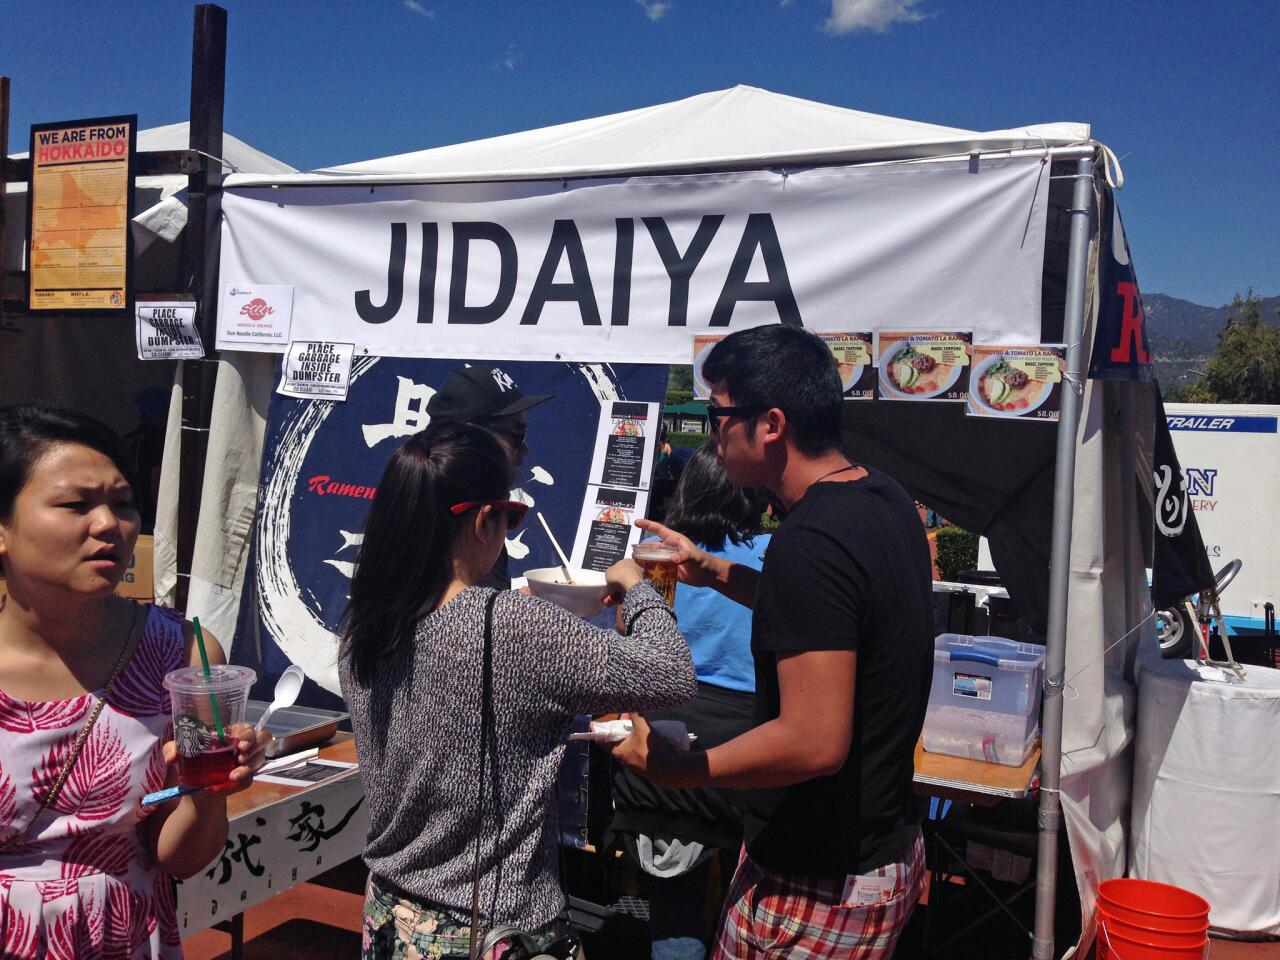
524, 567, 609, 618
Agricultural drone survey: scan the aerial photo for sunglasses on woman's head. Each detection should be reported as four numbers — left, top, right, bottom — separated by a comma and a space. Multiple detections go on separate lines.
449, 499, 529, 528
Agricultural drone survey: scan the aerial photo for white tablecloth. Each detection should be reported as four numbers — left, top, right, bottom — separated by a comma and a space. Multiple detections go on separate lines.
1131, 657, 1280, 935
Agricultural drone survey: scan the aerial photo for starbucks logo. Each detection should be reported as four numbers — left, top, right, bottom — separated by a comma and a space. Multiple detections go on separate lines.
174, 714, 209, 758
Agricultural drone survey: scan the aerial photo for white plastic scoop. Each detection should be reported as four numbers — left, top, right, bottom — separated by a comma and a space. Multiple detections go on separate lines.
536, 511, 576, 585
255, 664, 306, 733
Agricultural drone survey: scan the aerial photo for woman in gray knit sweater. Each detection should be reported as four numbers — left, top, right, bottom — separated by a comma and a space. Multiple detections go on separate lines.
339, 421, 696, 959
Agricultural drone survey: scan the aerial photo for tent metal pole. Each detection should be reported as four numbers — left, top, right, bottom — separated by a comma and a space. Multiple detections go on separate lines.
1031, 153, 1096, 960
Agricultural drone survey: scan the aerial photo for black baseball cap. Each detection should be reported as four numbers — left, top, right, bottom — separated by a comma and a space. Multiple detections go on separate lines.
426, 365, 553, 424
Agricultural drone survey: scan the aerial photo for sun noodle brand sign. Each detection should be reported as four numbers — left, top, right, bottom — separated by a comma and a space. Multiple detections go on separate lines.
278, 341, 356, 401
219, 284, 294, 345
216, 156, 1051, 362
28, 115, 136, 311
135, 299, 204, 360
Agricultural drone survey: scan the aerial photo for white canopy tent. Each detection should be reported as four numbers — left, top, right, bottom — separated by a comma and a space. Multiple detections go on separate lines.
232, 84, 1091, 185
180, 86, 1153, 958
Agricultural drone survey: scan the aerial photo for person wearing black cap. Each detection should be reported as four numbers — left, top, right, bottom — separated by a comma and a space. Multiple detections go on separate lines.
425, 364, 553, 588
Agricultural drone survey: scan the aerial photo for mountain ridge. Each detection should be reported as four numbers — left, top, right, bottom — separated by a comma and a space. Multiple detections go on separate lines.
1143, 291, 1280, 389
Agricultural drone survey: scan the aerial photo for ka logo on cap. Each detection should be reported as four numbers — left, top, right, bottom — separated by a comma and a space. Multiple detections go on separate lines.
491, 368, 517, 392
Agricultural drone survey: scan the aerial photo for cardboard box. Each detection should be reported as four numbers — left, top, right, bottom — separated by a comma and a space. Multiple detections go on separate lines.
116, 534, 155, 602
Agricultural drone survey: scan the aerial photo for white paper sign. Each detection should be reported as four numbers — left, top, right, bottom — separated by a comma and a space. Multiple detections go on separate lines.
588, 400, 660, 490
571, 484, 650, 573
220, 283, 294, 345
135, 300, 203, 360
216, 156, 1050, 360
277, 340, 355, 401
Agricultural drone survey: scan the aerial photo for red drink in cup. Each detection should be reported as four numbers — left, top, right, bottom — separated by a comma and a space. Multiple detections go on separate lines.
163, 664, 256, 793
632, 541, 680, 606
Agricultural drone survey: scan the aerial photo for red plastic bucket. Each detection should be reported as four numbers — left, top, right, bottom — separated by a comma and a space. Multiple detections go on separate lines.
1096, 920, 1208, 960
1096, 878, 1210, 960
1098, 878, 1210, 932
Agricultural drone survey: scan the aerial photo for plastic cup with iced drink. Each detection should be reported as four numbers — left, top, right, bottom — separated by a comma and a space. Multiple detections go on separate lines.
163, 664, 256, 792
632, 541, 680, 606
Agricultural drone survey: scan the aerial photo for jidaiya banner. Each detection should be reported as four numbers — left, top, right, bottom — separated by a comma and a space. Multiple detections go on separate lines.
216, 156, 1051, 362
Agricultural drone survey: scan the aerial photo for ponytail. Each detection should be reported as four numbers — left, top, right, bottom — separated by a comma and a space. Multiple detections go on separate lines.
340, 422, 510, 686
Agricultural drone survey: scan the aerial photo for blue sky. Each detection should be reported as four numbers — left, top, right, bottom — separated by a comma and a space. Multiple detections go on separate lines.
5, 0, 1278, 307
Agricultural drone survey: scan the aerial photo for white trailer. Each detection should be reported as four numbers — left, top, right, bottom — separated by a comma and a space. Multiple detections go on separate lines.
1165, 402, 1280, 634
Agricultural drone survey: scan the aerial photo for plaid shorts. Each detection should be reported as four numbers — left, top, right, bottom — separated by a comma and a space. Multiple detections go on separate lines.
712, 831, 925, 960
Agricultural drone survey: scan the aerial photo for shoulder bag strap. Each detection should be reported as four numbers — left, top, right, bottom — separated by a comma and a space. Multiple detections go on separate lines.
470, 588, 501, 960
0, 602, 146, 853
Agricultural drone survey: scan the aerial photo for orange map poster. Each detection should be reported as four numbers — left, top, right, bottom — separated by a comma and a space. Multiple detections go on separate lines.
28, 116, 135, 310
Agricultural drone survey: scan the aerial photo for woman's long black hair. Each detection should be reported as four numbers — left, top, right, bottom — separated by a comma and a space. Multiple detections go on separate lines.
340, 421, 511, 687
663, 441, 769, 552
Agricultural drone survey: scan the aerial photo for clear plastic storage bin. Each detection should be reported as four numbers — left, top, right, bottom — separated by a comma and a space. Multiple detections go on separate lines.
922, 633, 1045, 766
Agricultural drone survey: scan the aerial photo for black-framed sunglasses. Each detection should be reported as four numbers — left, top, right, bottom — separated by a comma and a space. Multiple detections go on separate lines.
706, 403, 765, 435
487, 423, 528, 447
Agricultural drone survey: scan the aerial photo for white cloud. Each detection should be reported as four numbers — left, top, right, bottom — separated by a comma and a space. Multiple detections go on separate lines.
403, 0, 434, 19
635, 0, 671, 22
778, 0, 796, 6
499, 44, 520, 71
824, 0, 926, 34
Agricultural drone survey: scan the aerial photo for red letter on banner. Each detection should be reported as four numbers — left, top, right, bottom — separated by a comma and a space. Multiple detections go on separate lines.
1110, 282, 1151, 364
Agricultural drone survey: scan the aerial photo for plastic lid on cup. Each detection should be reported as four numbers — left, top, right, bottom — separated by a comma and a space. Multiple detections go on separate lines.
163, 664, 257, 695
632, 541, 680, 562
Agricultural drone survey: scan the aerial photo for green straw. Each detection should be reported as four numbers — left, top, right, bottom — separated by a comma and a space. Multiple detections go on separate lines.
192, 617, 226, 742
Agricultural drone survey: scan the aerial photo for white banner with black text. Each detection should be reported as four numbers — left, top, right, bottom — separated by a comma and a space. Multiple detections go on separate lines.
217, 156, 1049, 362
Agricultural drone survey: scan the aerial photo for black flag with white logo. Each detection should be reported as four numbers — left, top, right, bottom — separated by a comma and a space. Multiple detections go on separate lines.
1150, 389, 1215, 609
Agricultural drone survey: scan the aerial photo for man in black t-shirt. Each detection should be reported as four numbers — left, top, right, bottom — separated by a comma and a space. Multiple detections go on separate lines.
611, 326, 933, 959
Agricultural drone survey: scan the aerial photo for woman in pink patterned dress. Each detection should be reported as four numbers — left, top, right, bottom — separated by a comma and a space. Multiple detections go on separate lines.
0, 404, 271, 958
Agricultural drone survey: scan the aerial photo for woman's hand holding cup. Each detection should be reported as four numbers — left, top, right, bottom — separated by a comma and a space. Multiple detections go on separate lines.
603, 558, 645, 605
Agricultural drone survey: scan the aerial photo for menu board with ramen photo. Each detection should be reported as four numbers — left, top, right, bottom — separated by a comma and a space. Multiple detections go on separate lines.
875, 331, 973, 402
572, 486, 649, 572
591, 400, 659, 489
966, 344, 1065, 422
820, 332, 875, 400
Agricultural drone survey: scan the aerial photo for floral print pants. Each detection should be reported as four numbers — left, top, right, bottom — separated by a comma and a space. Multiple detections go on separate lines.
362, 875, 573, 960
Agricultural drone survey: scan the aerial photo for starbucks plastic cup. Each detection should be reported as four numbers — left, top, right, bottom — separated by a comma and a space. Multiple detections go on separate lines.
632, 541, 680, 606
163, 665, 256, 792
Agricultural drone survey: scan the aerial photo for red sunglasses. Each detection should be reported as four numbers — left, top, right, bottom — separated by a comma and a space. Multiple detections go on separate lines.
449, 499, 529, 528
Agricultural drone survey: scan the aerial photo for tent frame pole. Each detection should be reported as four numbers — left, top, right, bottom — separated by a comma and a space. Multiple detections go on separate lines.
1031, 152, 1096, 960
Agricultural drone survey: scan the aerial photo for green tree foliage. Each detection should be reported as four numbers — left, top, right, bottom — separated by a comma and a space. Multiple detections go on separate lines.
667, 365, 694, 393
934, 526, 980, 582
668, 431, 707, 450
1176, 291, 1280, 403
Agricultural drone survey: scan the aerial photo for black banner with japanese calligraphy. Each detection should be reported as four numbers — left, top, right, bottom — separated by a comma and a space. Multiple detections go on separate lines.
231, 357, 667, 713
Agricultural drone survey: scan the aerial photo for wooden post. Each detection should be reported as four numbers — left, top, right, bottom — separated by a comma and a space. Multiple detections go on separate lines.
175, 4, 227, 614
0, 76, 9, 317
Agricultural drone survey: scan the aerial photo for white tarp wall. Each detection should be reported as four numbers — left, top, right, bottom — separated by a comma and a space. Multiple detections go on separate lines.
216, 156, 1050, 361
1058, 374, 1155, 943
